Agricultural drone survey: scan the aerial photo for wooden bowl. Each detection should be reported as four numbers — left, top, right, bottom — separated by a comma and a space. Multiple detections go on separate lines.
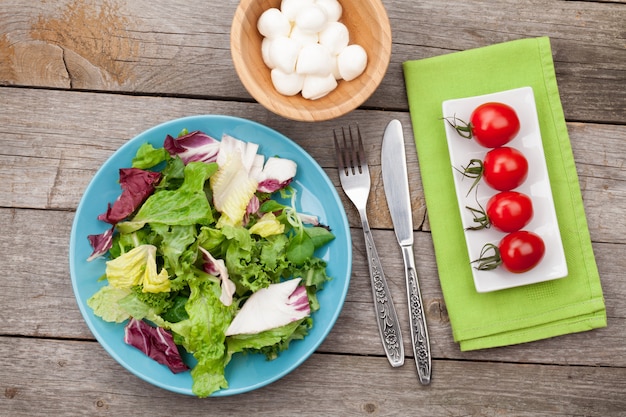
231, 0, 392, 122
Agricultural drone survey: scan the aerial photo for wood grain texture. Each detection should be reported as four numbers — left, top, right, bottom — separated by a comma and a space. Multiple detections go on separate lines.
0, 0, 623, 122
231, 0, 392, 121
2, 337, 626, 417
1, 0, 625, 415
0, 88, 623, 365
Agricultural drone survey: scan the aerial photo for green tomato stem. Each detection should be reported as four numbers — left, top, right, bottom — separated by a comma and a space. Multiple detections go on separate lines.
471, 243, 502, 271
443, 115, 474, 139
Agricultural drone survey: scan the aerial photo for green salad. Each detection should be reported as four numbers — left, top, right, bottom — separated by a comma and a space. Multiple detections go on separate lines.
85, 129, 334, 397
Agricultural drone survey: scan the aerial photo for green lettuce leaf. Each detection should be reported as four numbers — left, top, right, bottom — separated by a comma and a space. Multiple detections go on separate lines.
150, 224, 197, 276
132, 143, 170, 170
87, 286, 132, 323
117, 162, 217, 233
227, 319, 310, 360
166, 274, 236, 397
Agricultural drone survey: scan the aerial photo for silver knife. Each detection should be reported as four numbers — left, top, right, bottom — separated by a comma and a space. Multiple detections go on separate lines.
381, 119, 432, 385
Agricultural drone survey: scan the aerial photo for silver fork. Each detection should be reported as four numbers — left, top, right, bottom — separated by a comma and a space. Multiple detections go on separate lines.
334, 125, 405, 368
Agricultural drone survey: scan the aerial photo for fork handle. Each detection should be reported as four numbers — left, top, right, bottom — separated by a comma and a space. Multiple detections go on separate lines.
359, 211, 405, 368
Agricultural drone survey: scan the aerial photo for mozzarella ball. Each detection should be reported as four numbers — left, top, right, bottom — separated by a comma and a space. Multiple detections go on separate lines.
330, 55, 341, 80
271, 68, 305, 96
337, 44, 368, 81
280, 0, 315, 22
269, 36, 301, 73
302, 73, 338, 100
296, 43, 334, 76
261, 38, 275, 69
319, 22, 349, 55
315, 0, 343, 22
257, 8, 291, 39
290, 25, 319, 49
295, 4, 328, 34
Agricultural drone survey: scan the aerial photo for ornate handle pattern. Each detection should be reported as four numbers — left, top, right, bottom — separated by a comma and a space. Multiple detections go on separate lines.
402, 245, 431, 384
361, 216, 404, 368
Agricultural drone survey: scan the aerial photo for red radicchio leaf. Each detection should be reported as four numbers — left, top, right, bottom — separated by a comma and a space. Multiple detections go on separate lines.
86, 226, 114, 261
163, 130, 220, 164
124, 318, 189, 374
257, 178, 293, 193
97, 168, 161, 224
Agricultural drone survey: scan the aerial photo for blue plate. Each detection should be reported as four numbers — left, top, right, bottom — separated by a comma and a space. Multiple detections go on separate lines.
69, 115, 352, 396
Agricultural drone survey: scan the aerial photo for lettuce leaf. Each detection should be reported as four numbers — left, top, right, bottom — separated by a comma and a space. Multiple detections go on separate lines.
226, 319, 307, 359
117, 161, 217, 233
86, 131, 337, 397
150, 224, 197, 277
165, 275, 237, 397
131, 143, 170, 170
105, 245, 170, 293
210, 153, 258, 228
87, 286, 132, 323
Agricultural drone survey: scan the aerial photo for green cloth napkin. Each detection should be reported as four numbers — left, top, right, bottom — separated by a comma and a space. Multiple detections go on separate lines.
402, 37, 606, 351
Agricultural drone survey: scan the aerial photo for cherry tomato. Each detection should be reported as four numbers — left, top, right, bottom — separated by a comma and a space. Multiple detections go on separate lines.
482, 147, 528, 191
445, 102, 521, 147
469, 102, 520, 148
472, 231, 545, 274
458, 147, 528, 195
466, 191, 533, 232
498, 231, 545, 273
486, 191, 533, 232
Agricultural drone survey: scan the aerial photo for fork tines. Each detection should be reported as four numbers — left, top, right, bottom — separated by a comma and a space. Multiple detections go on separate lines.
334, 125, 366, 176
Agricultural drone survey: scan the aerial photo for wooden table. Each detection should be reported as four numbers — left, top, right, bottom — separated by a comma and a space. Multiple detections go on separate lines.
1, 1, 625, 415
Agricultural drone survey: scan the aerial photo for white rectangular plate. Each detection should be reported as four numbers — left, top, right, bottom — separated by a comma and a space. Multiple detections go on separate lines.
442, 87, 568, 292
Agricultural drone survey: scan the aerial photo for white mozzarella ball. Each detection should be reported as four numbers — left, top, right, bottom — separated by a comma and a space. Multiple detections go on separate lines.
330, 55, 341, 80
290, 25, 319, 49
271, 68, 305, 96
261, 38, 275, 69
257, 8, 291, 39
337, 44, 368, 81
301, 73, 338, 100
280, 0, 315, 22
319, 22, 349, 56
296, 43, 334, 76
295, 4, 329, 34
315, 0, 343, 22
269, 36, 301, 73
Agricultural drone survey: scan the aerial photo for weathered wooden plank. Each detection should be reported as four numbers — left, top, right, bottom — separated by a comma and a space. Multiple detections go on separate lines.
1, 336, 625, 417
385, 0, 626, 123
1, 206, 623, 367
0, 0, 624, 123
0, 87, 624, 242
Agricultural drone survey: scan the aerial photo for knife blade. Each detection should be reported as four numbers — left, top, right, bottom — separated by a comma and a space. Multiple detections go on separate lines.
381, 119, 432, 385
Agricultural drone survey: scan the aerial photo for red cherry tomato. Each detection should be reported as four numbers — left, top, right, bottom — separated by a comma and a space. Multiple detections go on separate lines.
458, 147, 528, 195
486, 191, 533, 233
445, 102, 521, 147
466, 191, 533, 232
469, 102, 520, 148
498, 231, 545, 273
472, 231, 545, 274
482, 147, 528, 191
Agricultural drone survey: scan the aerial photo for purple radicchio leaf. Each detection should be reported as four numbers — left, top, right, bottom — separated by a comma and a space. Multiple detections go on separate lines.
97, 168, 161, 225
257, 157, 297, 193
225, 278, 310, 336
86, 226, 114, 261
199, 247, 236, 306
124, 318, 189, 374
163, 130, 220, 164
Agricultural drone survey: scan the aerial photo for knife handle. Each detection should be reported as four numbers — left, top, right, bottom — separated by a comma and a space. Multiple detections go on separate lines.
401, 245, 432, 384
360, 214, 405, 368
